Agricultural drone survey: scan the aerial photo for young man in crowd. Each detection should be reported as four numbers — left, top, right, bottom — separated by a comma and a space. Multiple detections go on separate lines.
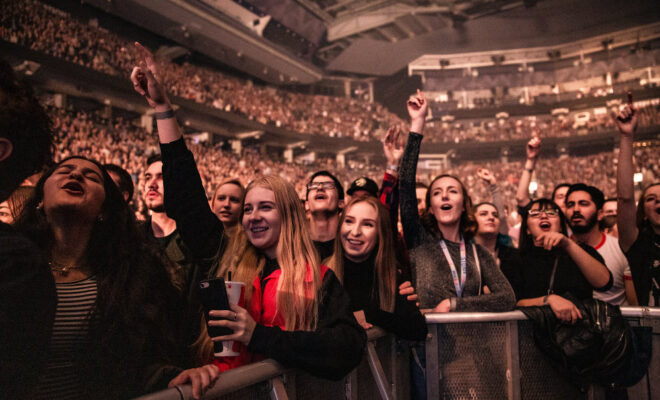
0, 60, 57, 400
565, 183, 637, 305
306, 170, 345, 260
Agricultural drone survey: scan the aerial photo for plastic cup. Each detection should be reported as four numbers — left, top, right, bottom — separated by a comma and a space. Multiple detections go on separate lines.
215, 281, 245, 357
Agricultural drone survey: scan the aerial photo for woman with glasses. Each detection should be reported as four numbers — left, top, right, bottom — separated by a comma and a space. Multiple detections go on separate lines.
515, 199, 612, 322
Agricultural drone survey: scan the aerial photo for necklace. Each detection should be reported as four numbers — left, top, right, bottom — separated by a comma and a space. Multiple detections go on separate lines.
49, 261, 81, 276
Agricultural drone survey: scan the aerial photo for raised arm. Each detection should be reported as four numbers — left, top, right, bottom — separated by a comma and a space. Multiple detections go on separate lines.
380, 126, 404, 228
130, 42, 223, 259
400, 91, 429, 249
614, 93, 638, 252
477, 168, 508, 235
516, 137, 540, 209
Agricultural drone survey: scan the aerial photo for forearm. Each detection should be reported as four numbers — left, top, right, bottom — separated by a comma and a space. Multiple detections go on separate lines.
154, 104, 183, 144
364, 295, 427, 341
564, 241, 611, 289
515, 160, 535, 207
489, 183, 508, 234
399, 133, 424, 249
624, 279, 639, 306
516, 296, 545, 307
617, 135, 638, 250
160, 138, 224, 259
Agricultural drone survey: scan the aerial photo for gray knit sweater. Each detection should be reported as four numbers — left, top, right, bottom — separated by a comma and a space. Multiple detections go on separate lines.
399, 132, 516, 312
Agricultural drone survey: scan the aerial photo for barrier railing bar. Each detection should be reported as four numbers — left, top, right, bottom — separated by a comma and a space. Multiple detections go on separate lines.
390, 337, 399, 400
366, 342, 394, 400
269, 377, 288, 400
425, 324, 440, 400
505, 321, 521, 400
134, 359, 286, 400
346, 368, 359, 400
425, 307, 660, 324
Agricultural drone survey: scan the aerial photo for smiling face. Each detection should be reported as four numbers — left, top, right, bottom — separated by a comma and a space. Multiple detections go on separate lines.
525, 202, 561, 240
641, 184, 660, 231
143, 161, 164, 212
429, 176, 464, 228
212, 182, 243, 227
340, 201, 379, 262
242, 186, 281, 258
307, 175, 341, 213
475, 203, 500, 236
565, 190, 600, 234
42, 158, 106, 222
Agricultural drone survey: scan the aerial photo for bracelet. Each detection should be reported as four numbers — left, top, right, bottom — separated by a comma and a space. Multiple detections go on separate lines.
542, 295, 549, 305
386, 164, 398, 172
154, 109, 175, 120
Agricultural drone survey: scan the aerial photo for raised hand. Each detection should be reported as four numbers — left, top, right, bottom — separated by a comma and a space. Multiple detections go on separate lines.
612, 92, 637, 137
526, 136, 541, 160
130, 42, 170, 109
406, 89, 428, 134
477, 168, 496, 185
546, 295, 582, 323
383, 125, 404, 167
534, 231, 569, 251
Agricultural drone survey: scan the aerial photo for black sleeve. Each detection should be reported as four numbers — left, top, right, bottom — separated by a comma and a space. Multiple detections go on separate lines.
364, 290, 427, 341
247, 270, 367, 380
580, 243, 613, 292
160, 138, 224, 260
498, 246, 525, 301
0, 226, 56, 400
399, 132, 427, 250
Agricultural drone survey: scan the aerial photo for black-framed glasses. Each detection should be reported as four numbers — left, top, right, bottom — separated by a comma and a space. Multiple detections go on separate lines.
307, 182, 336, 191
528, 208, 559, 218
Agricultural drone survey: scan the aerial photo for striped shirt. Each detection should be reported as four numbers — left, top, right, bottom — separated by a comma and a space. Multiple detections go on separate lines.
34, 276, 97, 400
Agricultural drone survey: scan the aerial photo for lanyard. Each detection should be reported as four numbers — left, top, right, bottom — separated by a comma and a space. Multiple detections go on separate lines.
440, 236, 467, 298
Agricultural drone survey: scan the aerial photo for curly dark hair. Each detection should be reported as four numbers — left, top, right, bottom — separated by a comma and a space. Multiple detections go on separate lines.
15, 156, 183, 399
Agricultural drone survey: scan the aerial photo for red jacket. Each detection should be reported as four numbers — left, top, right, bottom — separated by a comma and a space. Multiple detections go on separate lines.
213, 264, 329, 372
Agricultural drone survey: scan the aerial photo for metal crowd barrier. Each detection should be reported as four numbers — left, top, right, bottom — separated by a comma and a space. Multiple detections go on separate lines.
134, 327, 410, 400
136, 307, 659, 400
425, 307, 660, 400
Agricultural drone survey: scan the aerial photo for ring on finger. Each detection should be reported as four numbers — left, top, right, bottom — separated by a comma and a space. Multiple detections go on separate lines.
233, 312, 237, 321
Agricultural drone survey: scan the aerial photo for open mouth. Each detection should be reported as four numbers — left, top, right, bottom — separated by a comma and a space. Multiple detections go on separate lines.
314, 194, 327, 200
62, 181, 84, 195
654, 207, 660, 216
440, 204, 453, 211
250, 226, 268, 234
539, 221, 552, 230
347, 239, 363, 246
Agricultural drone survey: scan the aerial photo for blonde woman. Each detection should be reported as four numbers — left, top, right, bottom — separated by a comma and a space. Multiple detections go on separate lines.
131, 42, 365, 383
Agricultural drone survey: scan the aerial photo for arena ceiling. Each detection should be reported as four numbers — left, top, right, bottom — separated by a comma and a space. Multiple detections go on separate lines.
86, 0, 658, 83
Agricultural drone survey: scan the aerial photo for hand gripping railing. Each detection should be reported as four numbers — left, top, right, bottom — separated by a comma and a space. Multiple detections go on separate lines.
134, 327, 399, 400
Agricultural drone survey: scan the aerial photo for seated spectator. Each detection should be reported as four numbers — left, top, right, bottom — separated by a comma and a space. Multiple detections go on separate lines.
514, 199, 612, 322
327, 195, 427, 341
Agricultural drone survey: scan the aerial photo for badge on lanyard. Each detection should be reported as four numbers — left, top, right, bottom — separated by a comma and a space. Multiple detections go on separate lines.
440, 236, 467, 298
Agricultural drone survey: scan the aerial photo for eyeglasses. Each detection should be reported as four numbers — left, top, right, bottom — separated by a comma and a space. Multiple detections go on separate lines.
307, 182, 336, 191
528, 208, 559, 218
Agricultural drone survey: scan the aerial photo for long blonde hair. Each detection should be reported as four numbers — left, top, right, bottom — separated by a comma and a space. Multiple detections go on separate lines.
248, 175, 322, 331
327, 196, 396, 313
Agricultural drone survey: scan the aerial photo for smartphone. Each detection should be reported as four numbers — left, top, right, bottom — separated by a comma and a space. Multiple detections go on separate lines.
199, 278, 233, 339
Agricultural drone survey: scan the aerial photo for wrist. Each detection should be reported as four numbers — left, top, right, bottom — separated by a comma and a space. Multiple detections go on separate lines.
410, 119, 425, 134
154, 102, 173, 113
